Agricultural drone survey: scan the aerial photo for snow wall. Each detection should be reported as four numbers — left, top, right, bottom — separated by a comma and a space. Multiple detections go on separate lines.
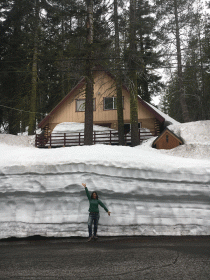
1, 156, 210, 238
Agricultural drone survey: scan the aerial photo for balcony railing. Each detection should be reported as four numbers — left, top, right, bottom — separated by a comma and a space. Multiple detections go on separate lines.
35, 129, 156, 148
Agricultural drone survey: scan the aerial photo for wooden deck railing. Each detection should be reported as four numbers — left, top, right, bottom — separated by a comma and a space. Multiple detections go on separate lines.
35, 129, 156, 148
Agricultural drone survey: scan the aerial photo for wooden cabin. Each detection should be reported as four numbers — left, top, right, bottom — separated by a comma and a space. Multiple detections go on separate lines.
38, 69, 167, 137
152, 128, 184, 149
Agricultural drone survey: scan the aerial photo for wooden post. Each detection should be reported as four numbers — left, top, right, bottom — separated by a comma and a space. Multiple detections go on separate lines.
79, 132, 81, 145
110, 130, 111, 144
49, 134, 51, 148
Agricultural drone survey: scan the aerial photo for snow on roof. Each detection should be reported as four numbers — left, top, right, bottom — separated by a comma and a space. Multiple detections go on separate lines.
141, 120, 210, 160
145, 102, 180, 126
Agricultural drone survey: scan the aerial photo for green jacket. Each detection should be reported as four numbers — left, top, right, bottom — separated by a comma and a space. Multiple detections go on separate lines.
85, 187, 109, 213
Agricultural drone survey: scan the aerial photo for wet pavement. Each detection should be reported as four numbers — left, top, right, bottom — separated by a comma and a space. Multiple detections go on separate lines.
0, 236, 210, 279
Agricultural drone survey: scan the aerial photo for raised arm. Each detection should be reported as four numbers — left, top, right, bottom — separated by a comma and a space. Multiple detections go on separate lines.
82, 183, 91, 200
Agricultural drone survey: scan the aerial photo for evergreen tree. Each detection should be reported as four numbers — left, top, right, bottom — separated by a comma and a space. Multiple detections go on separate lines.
156, 0, 195, 122
84, 0, 94, 145
0, 0, 33, 134
161, 3, 210, 122
114, 0, 125, 145
136, 0, 164, 103
128, 0, 140, 146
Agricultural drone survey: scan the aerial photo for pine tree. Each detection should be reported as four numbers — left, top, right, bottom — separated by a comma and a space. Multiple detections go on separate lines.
136, 0, 164, 103
156, 0, 194, 122
114, 0, 125, 145
28, 0, 39, 135
84, 0, 94, 145
161, 2, 210, 122
0, 0, 32, 134
128, 0, 140, 146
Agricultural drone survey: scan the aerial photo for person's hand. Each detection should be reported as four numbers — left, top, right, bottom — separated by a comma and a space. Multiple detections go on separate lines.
82, 183, 86, 188
108, 211, 111, 216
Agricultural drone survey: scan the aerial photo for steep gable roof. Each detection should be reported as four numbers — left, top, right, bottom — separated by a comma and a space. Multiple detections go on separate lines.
38, 77, 86, 128
38, 69, 165, 128
145, 101, 179, 126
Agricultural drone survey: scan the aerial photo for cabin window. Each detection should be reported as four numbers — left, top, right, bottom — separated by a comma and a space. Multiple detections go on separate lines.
76, 99, 96, 112
166, 135, 169, 143
104, 97, 124, 110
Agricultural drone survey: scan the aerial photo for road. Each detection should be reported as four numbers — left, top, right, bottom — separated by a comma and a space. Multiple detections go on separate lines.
0, 236, 210, 279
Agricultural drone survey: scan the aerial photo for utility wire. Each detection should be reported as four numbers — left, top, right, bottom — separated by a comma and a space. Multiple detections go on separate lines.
0, 104, 46, 115
0, 53, 192, 63
0, 65, 208, 74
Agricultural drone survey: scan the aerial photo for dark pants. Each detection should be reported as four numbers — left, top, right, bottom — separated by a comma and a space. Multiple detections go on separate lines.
88, 212, 100, 237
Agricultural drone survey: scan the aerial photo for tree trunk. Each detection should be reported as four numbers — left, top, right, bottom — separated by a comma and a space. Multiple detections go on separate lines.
114, 0, 125, 145
129, 0, 140, 146
174, 0, 190, 122
28, 0, 38, 135
84, 0, 94, 145
198, 25, 205, 119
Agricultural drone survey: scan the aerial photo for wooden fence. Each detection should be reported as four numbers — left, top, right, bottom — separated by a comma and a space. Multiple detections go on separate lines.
35, 129, 156, 148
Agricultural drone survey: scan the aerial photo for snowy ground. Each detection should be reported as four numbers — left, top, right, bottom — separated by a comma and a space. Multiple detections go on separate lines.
0, 121, 209, 238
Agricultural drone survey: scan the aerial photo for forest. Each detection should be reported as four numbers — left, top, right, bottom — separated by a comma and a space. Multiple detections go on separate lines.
0, 0, 209, 145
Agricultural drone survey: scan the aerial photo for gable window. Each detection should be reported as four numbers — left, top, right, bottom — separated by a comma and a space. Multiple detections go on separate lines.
104, 97, 124, 110
76, 99, 96, 112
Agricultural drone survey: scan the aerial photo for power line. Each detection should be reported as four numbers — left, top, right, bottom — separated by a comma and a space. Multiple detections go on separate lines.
0, 104, 46, 115
0, 65, 208, 74
0, 53, 189, 63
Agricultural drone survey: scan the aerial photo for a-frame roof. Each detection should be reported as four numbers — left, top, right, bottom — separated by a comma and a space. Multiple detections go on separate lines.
38, 69, 165, 128
152, 127, 184, 146
38, 77, 86, 128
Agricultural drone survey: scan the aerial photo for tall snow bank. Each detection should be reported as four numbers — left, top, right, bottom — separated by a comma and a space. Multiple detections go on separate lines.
0, 121, 210, 238
0, 140, 210, 238
168, 120, 210, 144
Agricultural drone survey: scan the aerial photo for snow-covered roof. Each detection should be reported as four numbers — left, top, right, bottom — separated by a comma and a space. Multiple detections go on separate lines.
145, 101, 180, 126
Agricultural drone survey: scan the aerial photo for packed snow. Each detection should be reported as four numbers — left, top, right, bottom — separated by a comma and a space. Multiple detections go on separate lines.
0, 121, 209, 238
52, 122, 116, 134
50, 122, 153, 146
161, 120, 210, 160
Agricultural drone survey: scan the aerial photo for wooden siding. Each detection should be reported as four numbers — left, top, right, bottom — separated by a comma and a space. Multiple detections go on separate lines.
42, 71, 160, 134
154, 130, 183, 149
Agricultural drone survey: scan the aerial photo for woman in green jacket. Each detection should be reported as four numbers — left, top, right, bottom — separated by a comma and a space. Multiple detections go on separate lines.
82, 183, 111, 241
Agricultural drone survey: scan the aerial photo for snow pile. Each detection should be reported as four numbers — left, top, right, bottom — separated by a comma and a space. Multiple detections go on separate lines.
168, 120, 210, 144
0, 121, 209, 238
0, 134, 35, 147
50, 122, 119, 146
160, 121, 210, 159
52, 122, 116, 134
